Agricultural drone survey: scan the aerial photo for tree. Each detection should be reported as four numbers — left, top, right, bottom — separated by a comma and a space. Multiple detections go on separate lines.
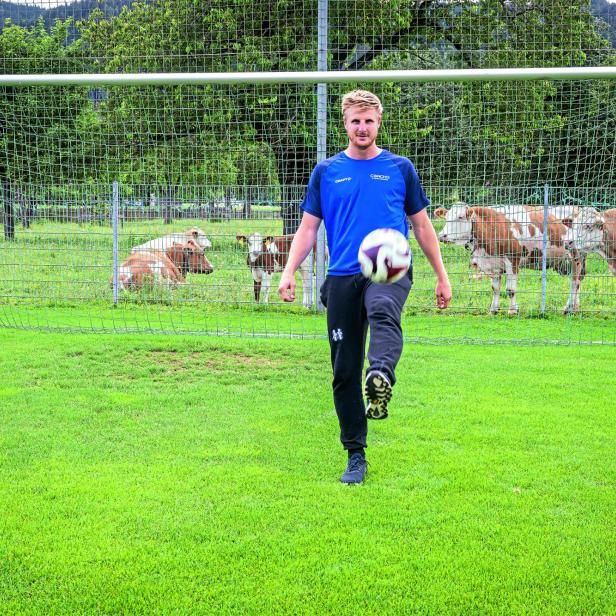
0, 17, 97, 235
0, 0, 607, 234
78, 1, 613, 200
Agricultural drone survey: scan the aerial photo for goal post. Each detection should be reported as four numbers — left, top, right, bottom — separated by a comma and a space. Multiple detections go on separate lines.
1, 67, 615, 344
1, 66, 616, 87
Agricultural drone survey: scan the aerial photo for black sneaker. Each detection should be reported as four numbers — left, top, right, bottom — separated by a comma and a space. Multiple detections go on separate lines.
340, 453, 367, 484
365, 370, 392, 420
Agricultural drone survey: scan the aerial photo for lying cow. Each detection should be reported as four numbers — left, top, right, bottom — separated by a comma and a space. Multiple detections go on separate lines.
114, 240, 213, 290
434, 203, 585, 314
131, 227, 212, 254
564, 208, 616, 276
236, 232, 314, 308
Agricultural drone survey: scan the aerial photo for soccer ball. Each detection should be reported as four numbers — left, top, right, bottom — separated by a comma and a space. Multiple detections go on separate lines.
358, 228, 411, 284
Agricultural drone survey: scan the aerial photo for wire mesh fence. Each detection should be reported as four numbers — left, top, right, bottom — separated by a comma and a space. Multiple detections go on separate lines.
1, 1, 615, 343
1, 180, 614, 344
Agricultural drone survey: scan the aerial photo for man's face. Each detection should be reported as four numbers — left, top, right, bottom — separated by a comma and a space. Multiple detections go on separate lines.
343, 107, 381, 150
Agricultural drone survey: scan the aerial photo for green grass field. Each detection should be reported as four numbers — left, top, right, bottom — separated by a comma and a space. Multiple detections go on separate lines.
1, 328, 615, 614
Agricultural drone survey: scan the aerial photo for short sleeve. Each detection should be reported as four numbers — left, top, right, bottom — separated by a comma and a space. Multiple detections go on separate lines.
401, 160, 430, 216
300, 164, 324, 219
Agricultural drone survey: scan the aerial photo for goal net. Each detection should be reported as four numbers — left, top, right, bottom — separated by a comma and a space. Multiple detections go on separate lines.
1, 0, 615, 344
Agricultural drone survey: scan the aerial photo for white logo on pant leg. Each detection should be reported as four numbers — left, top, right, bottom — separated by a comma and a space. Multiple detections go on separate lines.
331, 328, 343, 342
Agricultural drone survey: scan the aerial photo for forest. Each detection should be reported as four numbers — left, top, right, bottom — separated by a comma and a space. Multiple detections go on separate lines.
1, 0, 615, 226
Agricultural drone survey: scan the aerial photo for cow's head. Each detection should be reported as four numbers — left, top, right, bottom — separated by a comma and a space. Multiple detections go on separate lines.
168, 241, 214, 275
237, 232, 267, 263
263, 236, 279, 255
187, 227, 212, 249
552, 205, 580, 229
564, 208, 605, 253
560, 217, 574, 229
436, 202, 474, 246
185, 240, 214, 274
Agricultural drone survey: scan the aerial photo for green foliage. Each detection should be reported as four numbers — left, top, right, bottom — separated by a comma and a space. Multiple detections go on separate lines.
0, 19, 93, 184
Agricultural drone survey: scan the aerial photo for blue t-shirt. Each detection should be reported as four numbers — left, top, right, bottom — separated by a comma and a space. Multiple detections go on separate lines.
300, 149, 429, 276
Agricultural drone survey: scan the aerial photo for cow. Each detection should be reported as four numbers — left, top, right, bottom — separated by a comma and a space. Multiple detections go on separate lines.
564, 208, 616, 276
114, 240, 213, 291
434, 203, 585, 314
236, 232, 315, 308
165, 239, 214, 276
131, 227, 212, 254
523, 205, 581, 228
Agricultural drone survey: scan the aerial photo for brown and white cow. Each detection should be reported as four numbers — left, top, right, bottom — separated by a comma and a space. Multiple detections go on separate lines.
115, 240, 213, 290
524, 205, 581, 228
236, 232, 315, 308
434, 203, 585, 314
564, 208, 616, 276
131, 227, 212, 254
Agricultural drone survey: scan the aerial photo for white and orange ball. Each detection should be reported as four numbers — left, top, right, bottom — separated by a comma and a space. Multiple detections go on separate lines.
358, 228, 411, 284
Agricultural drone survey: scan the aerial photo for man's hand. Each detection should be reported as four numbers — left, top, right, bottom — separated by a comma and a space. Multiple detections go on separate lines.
278, 272, 296, 302
435, 278, 452, 310
276, 212, 321, 303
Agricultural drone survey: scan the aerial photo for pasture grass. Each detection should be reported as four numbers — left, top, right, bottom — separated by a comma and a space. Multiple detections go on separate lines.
1, 328, 615, 614
1, 218, 615, 331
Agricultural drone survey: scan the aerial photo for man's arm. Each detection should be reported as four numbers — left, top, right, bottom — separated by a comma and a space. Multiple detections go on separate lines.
408, 208, 452, 309
278, 212, 322, 302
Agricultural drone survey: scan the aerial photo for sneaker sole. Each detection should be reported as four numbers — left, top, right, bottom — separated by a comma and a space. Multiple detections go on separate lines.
366, 404, 388, 420
365, 372, 392, 420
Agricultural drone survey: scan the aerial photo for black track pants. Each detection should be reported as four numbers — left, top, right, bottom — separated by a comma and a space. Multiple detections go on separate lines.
319, 269, 413, 451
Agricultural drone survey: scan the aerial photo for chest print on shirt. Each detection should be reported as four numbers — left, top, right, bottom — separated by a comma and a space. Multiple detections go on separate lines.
370, 173, 390, 181
335, 176, 352, 184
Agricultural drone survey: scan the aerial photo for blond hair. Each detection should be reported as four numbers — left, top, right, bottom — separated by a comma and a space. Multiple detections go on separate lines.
341, 90, 383, 119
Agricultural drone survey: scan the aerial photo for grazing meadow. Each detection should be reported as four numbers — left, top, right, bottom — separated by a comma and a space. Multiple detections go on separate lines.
1, 217, 615, 344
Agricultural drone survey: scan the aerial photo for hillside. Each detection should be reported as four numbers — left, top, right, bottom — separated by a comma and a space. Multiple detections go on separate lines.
0, 0, 138, 30
592, 0, 616, 47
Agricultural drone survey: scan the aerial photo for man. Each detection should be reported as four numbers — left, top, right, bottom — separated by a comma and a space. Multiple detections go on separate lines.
278, 90, 451, 484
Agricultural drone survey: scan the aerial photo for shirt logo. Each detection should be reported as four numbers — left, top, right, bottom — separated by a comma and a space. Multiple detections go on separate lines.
335, 177, 352, 184
331, 328, 344, 342
370, 174, 390, 181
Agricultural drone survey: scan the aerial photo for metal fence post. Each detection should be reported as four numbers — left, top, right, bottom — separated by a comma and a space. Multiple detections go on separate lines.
315, 0, 328, 311
540, 183, 549, 315
112, 181, 120, 305
2, 181, 15, 241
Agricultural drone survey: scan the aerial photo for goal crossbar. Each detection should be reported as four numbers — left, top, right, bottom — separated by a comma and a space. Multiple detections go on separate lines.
1, 66, 616, 87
